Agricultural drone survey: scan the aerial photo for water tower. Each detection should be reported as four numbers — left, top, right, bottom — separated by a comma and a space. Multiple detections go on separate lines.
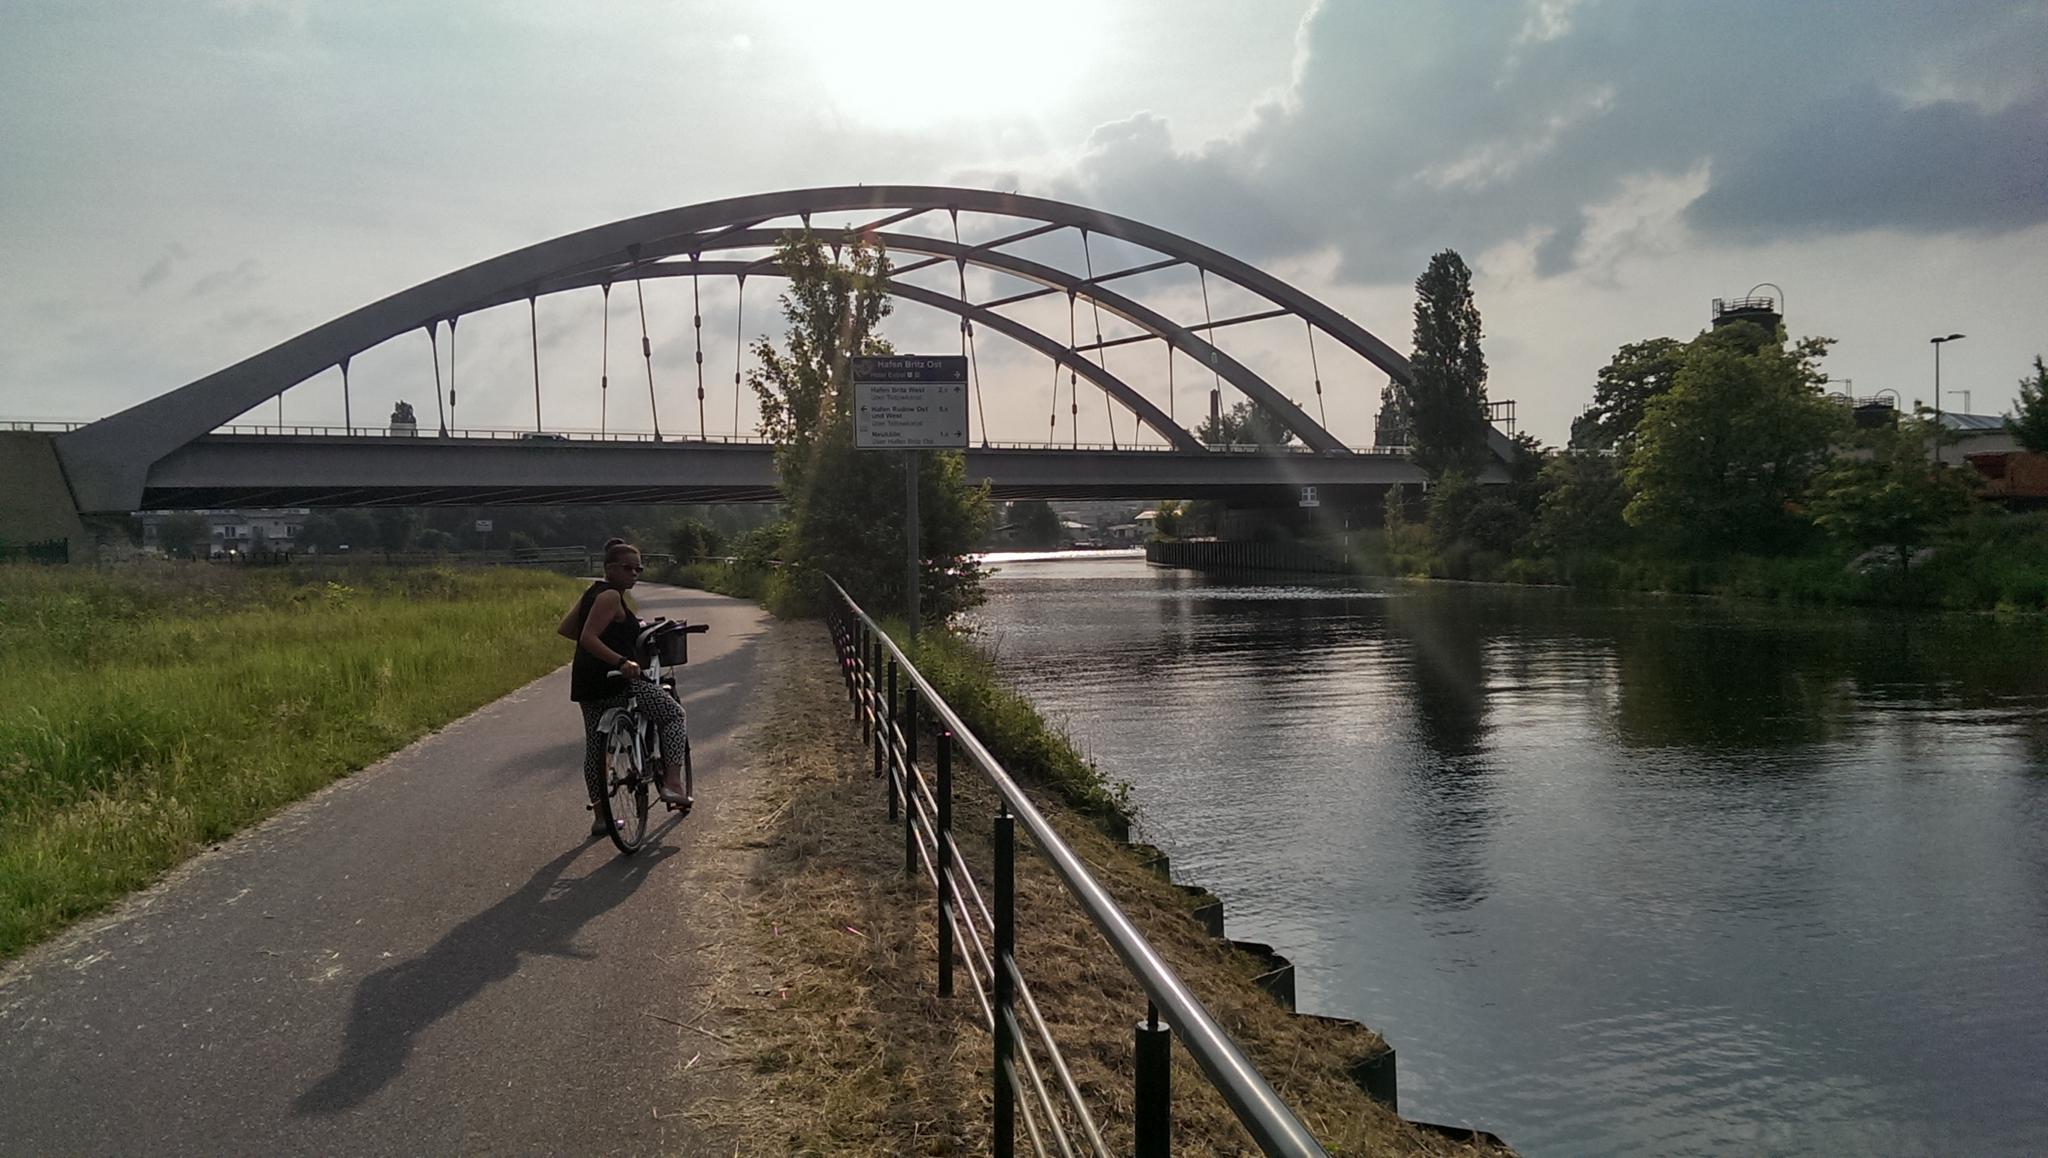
1710, 282, 1783, 346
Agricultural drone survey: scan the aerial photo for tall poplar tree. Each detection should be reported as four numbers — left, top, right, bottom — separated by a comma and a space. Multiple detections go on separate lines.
749, 232, 991, 623
1403, 249, 1490, 477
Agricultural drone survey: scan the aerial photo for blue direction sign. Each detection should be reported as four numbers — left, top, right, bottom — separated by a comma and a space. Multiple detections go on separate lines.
852, 355, 969, 449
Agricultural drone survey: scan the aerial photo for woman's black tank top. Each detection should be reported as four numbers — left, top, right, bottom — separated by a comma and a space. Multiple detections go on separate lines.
569, 581, 642, 702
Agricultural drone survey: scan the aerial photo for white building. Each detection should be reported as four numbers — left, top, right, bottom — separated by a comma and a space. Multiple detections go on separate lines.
138, 509, 310, 556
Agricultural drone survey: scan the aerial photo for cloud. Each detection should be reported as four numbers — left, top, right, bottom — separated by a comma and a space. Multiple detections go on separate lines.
1688, 90, 2048, 239
134, 244, 189, 294
190, 257, 266, 299
1054, 0, 2048, 284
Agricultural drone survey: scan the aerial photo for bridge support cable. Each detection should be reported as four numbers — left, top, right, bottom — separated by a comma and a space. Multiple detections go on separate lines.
732, 274, 747, 436
599, 284, 612, 437
690, 257, 708, 439
1306, 320, 1327, 429
1064, 294, 1080, 450
632, 250, 663, 441
339, 356, 352, 436
1045, 357, 1060, 448
1198, 269, 1221, 441
950, 209, 989, 447
1165, 344, 1176, 424
427, 321, 448, 436
445, 316, 459, 430
1079, 230, 1119, 449
528, 295, 543, 433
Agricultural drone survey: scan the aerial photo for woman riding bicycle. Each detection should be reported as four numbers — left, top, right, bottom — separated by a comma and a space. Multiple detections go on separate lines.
558, 539, 691, 836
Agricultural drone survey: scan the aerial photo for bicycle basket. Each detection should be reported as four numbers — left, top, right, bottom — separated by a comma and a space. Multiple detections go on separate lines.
639, 620, 690, 667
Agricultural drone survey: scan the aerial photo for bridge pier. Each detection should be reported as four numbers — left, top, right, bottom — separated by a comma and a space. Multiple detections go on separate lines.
0, 432, 92, 561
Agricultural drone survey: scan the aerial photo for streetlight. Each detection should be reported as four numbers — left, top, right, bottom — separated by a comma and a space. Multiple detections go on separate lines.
1931, 333, 1965, 463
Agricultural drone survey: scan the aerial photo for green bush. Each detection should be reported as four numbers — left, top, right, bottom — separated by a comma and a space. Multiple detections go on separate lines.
906, 627, 1131, 831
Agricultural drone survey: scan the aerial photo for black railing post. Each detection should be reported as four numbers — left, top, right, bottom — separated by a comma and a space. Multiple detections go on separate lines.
994, 806, 1016, 1158
884, 672, 901, 815
866, 625, 878, 740
937, 729, 954, 998
854, 620, 868, 734
1136, 1001, 1172, 1157
886, 659, 900, 821
903, 686, 920, 873
903, 686, 919, 877
872, 648, 886, 781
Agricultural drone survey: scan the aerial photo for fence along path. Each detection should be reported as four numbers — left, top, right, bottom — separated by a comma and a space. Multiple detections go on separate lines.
824, 576, 1329, 1158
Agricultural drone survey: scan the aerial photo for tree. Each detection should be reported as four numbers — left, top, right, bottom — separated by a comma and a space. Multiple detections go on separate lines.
1427, 472, 1522, 556
1808, 418, 1974, 574
1150, 501, 1183, 539
1402, 249, 1490, 477
1196, 399, 1297, 448
1623, 333, 1845, 551
748, 232, 992, 624
2008, 355, 2048, 453
1534, 450, 1629, 553
298, 512, 343, 552
373, 508, 420, 555
1007, 500, 1063, 548
667, 517, 725, 562
1570, 337, 1688, 452
156, 513, 209, 559
334, 510, 379, 552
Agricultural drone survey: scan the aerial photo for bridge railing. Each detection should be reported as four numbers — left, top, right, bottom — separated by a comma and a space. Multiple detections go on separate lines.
207, 422, 778, 445
21, 415, 1416, 458
823, 576, 1328, 1158
198, 424, 1414, 456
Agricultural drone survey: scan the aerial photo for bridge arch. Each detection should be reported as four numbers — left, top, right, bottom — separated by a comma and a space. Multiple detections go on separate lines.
56, 186, 1416, 511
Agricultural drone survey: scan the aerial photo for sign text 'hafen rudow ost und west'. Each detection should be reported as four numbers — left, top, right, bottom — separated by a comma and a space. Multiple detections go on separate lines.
851, 355, 968, 450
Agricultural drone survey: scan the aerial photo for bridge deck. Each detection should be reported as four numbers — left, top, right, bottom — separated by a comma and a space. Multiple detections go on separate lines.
133, 434, 1449, 509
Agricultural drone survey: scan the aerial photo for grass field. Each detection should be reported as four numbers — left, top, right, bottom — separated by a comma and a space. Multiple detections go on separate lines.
0, 563, 585, 959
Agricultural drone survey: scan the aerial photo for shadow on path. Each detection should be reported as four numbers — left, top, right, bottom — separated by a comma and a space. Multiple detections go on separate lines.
294, 840, 675, 1115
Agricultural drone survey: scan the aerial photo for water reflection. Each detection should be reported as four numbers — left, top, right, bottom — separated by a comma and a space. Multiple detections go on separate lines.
970, 560, 2048, 1157
1384, 594, 1496, 917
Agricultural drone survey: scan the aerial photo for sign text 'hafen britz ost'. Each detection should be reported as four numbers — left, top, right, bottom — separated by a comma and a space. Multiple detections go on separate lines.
851, 356, 969, 450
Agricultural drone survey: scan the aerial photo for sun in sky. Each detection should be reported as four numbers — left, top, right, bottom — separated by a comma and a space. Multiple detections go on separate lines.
772, 0, 1097, 129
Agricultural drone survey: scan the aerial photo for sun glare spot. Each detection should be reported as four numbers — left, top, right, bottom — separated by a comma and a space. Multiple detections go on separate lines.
776, 0, 1093, 129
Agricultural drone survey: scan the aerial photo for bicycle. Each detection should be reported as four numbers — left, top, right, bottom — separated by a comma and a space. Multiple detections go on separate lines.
592, 617, 709, 854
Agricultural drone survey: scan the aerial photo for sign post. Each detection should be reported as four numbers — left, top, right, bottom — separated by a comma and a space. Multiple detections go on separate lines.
851, 356, 969, 638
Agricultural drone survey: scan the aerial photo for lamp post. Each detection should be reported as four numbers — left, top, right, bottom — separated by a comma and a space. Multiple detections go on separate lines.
1931, 333, 1965, 464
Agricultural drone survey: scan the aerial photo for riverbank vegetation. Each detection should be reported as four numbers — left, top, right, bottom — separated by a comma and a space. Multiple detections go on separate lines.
1386, 324, 2048, 610
1188, 248, 2048, 612
0, 563, 583, 958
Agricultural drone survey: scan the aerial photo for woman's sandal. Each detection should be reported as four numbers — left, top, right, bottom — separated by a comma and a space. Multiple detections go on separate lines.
657, 783, 693, 815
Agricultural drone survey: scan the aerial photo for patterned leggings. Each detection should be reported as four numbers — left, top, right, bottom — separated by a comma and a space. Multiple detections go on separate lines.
580, 681, 689, 804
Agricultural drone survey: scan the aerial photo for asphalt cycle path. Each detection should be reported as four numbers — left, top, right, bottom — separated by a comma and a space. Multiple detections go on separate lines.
0, 584, 762, 1156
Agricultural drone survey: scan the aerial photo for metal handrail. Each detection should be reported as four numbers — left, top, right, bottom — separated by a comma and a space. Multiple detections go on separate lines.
826, 575, 1329, 1158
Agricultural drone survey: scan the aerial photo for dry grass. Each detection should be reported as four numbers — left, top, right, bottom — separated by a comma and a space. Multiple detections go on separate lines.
688, 619, 1510, 1156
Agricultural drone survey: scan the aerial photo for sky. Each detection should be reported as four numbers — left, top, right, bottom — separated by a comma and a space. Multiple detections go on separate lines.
3, 0, 2045, 448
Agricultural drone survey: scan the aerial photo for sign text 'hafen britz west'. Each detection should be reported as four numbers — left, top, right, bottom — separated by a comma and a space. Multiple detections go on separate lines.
851, 355, 969, 450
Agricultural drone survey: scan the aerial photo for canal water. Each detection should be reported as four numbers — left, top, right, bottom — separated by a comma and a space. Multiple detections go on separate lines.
968, 551, 2048, 1157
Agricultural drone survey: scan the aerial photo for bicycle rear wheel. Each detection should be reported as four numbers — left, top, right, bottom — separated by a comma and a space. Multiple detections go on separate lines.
599, 744, 649, 854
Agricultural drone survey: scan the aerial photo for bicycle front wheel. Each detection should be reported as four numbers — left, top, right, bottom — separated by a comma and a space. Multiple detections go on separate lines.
599, 746, 649, 854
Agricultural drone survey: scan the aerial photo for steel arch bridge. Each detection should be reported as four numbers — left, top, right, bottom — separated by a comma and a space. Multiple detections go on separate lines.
53, 186, 1493, 512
